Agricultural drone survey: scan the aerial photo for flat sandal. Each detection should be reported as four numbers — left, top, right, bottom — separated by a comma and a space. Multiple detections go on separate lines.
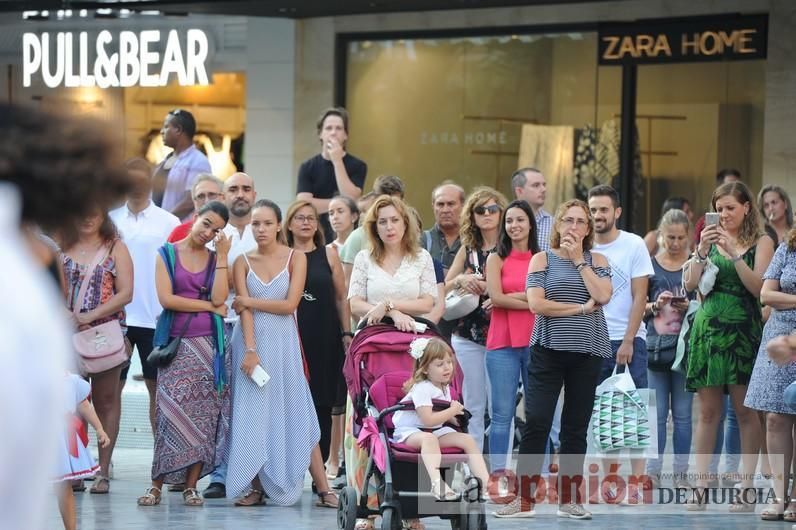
783, 500, 796, 522
182, 488, 204, 506
235, 489, 266, 507
760, 498, 784, 521
137, 487, 162, 506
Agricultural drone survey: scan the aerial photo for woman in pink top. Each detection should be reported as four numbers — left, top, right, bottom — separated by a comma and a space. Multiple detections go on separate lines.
485, 199, 539, 473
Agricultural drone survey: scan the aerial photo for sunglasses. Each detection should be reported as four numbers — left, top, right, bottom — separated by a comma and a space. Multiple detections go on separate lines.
474, 204, 501, 215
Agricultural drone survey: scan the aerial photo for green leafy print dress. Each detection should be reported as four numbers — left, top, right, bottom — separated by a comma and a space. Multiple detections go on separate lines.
686, 245, 762, 392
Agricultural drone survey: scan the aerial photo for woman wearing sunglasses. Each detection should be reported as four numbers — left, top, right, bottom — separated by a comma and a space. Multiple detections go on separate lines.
445, 186, 508, 452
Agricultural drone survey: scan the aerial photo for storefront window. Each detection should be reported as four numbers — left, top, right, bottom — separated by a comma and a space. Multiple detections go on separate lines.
345, 32, 605, 223
344, 30, 766, 233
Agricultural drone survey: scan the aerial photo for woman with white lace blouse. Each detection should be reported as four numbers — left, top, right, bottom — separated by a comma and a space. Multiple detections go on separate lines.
348, 195, 437, 331
346, 194, 437, 530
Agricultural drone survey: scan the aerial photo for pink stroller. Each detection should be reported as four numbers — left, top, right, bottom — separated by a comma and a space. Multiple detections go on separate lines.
338, 319, 487, 530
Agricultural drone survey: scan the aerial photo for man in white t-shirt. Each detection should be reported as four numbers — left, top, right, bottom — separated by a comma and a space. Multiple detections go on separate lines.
203, 171, 257, 499
588, 184, 654, 503
110, 158, 180, 428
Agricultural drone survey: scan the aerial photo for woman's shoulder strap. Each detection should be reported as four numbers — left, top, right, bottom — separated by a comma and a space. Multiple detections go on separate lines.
158, 242, 177, 282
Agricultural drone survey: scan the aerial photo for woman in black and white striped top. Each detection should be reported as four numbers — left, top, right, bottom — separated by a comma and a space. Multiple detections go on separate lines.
511, 199, 612, 520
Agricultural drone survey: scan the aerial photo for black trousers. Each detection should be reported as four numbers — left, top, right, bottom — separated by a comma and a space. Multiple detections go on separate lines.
315, 405, 333, 464
517, 345, 603, 504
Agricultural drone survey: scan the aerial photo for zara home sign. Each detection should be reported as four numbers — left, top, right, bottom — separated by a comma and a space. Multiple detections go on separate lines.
22, 29, 210, 88
598, 15, 768, 65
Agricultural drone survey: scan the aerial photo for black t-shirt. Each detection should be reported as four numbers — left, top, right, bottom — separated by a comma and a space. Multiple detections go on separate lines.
296, 153, 367, 243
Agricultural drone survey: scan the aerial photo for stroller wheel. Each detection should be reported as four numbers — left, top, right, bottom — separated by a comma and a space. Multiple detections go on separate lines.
337, 486, 358, 530
380, 506, 401, 530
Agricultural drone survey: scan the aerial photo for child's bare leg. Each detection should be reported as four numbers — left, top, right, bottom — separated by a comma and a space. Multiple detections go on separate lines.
439, 432, 489, 487
58, 482, 76, 530
403, 432, 444, 484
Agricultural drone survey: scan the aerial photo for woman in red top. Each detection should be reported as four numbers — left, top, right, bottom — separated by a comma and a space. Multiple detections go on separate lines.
484, 199, 539, 475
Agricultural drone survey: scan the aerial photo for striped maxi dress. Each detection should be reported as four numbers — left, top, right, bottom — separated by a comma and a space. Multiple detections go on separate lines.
226, 250, 320, 504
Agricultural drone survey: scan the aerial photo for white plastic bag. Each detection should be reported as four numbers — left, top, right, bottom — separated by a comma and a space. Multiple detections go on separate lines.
591, 366, 653, 454
697, 258, 719, 296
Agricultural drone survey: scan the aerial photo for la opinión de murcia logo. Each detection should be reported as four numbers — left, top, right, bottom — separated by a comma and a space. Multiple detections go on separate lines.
22, 29, 210, 88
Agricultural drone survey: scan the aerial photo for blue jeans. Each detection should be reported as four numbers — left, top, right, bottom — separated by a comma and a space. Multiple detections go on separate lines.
646, 369, 693, 476
710, 396, 741, 475
485, 346, 529, 472
600, 338, 649, 388
785, 381, 796, 411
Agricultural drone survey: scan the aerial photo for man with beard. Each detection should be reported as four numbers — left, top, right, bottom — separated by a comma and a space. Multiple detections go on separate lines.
512, 167, 553, 251
202, 171, 258, 499
588, 184, 654, 504
423, 181, 464, 274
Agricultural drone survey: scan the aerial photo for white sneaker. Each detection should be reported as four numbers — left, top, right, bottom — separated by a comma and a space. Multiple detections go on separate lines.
493, 497, 536, 518
557, 502, 592, 520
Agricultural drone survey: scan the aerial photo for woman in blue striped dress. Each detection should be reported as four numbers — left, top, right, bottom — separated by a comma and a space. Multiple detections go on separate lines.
226, 199, 321, 506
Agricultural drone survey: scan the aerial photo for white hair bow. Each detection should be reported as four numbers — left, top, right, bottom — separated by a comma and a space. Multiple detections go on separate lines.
409, 338, 431, 360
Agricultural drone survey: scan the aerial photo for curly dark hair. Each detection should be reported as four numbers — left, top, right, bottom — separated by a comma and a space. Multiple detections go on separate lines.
0, 103, 129, 231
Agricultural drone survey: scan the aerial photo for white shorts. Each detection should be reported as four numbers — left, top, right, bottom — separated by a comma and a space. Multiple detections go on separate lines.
392, 426, 457, 444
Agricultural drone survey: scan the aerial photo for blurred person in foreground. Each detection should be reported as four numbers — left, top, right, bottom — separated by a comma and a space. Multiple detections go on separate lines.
0, 103, 129, 529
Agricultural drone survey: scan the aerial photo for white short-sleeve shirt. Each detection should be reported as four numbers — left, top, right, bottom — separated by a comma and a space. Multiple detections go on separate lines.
110, 201, 180, 328
392, 380, 451, 432
592, 230, 655, 340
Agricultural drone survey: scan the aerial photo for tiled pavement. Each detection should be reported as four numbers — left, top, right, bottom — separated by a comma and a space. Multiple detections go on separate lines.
47, 356, 791, 529
48, 446, 789, 530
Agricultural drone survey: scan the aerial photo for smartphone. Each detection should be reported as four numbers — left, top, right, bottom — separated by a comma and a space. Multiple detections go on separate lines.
705, 212, 720, 226
670, 296, 688, 303
250, 364, 270, 387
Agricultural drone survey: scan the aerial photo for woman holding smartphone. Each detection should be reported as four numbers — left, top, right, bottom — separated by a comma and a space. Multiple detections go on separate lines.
683, 182, 774, 511
644, 209, 693, 488
226, 199, 333, 508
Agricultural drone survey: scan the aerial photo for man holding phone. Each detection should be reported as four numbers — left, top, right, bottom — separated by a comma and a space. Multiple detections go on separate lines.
296, 107, 367, 244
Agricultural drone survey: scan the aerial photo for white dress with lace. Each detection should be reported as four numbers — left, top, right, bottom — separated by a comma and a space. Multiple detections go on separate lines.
348, 249, 438, 304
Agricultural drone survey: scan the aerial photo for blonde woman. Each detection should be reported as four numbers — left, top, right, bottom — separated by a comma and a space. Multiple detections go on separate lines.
347, 195, 437, 530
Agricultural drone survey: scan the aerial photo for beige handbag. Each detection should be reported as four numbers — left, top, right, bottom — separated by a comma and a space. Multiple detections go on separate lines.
71, 245, 128, 375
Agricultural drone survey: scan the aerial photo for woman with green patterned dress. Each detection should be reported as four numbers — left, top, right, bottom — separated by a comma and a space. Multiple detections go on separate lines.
683, 181, 774, 511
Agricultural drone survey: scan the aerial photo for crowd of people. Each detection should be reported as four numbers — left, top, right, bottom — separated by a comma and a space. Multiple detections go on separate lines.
6, 103, 796, 530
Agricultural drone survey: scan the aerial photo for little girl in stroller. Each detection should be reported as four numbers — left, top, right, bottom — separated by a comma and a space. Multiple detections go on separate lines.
394, 337, 490, 501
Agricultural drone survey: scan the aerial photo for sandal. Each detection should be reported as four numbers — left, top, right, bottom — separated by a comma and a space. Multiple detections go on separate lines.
137, 487, 162, 506
784, 500, 796, 522
430, 479, 458, 501
685, 488, 707, 512
234, 489, 266, 507
89, 475, 110, 494
401, 519, 426, 530
182, 488, 204, 506
355, 518, 375, 530
326, 464, 339, 480
315, 490, 339, 508
729, 487, 756, 513
761, 498, 784, 521
71, 480, 86, 492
